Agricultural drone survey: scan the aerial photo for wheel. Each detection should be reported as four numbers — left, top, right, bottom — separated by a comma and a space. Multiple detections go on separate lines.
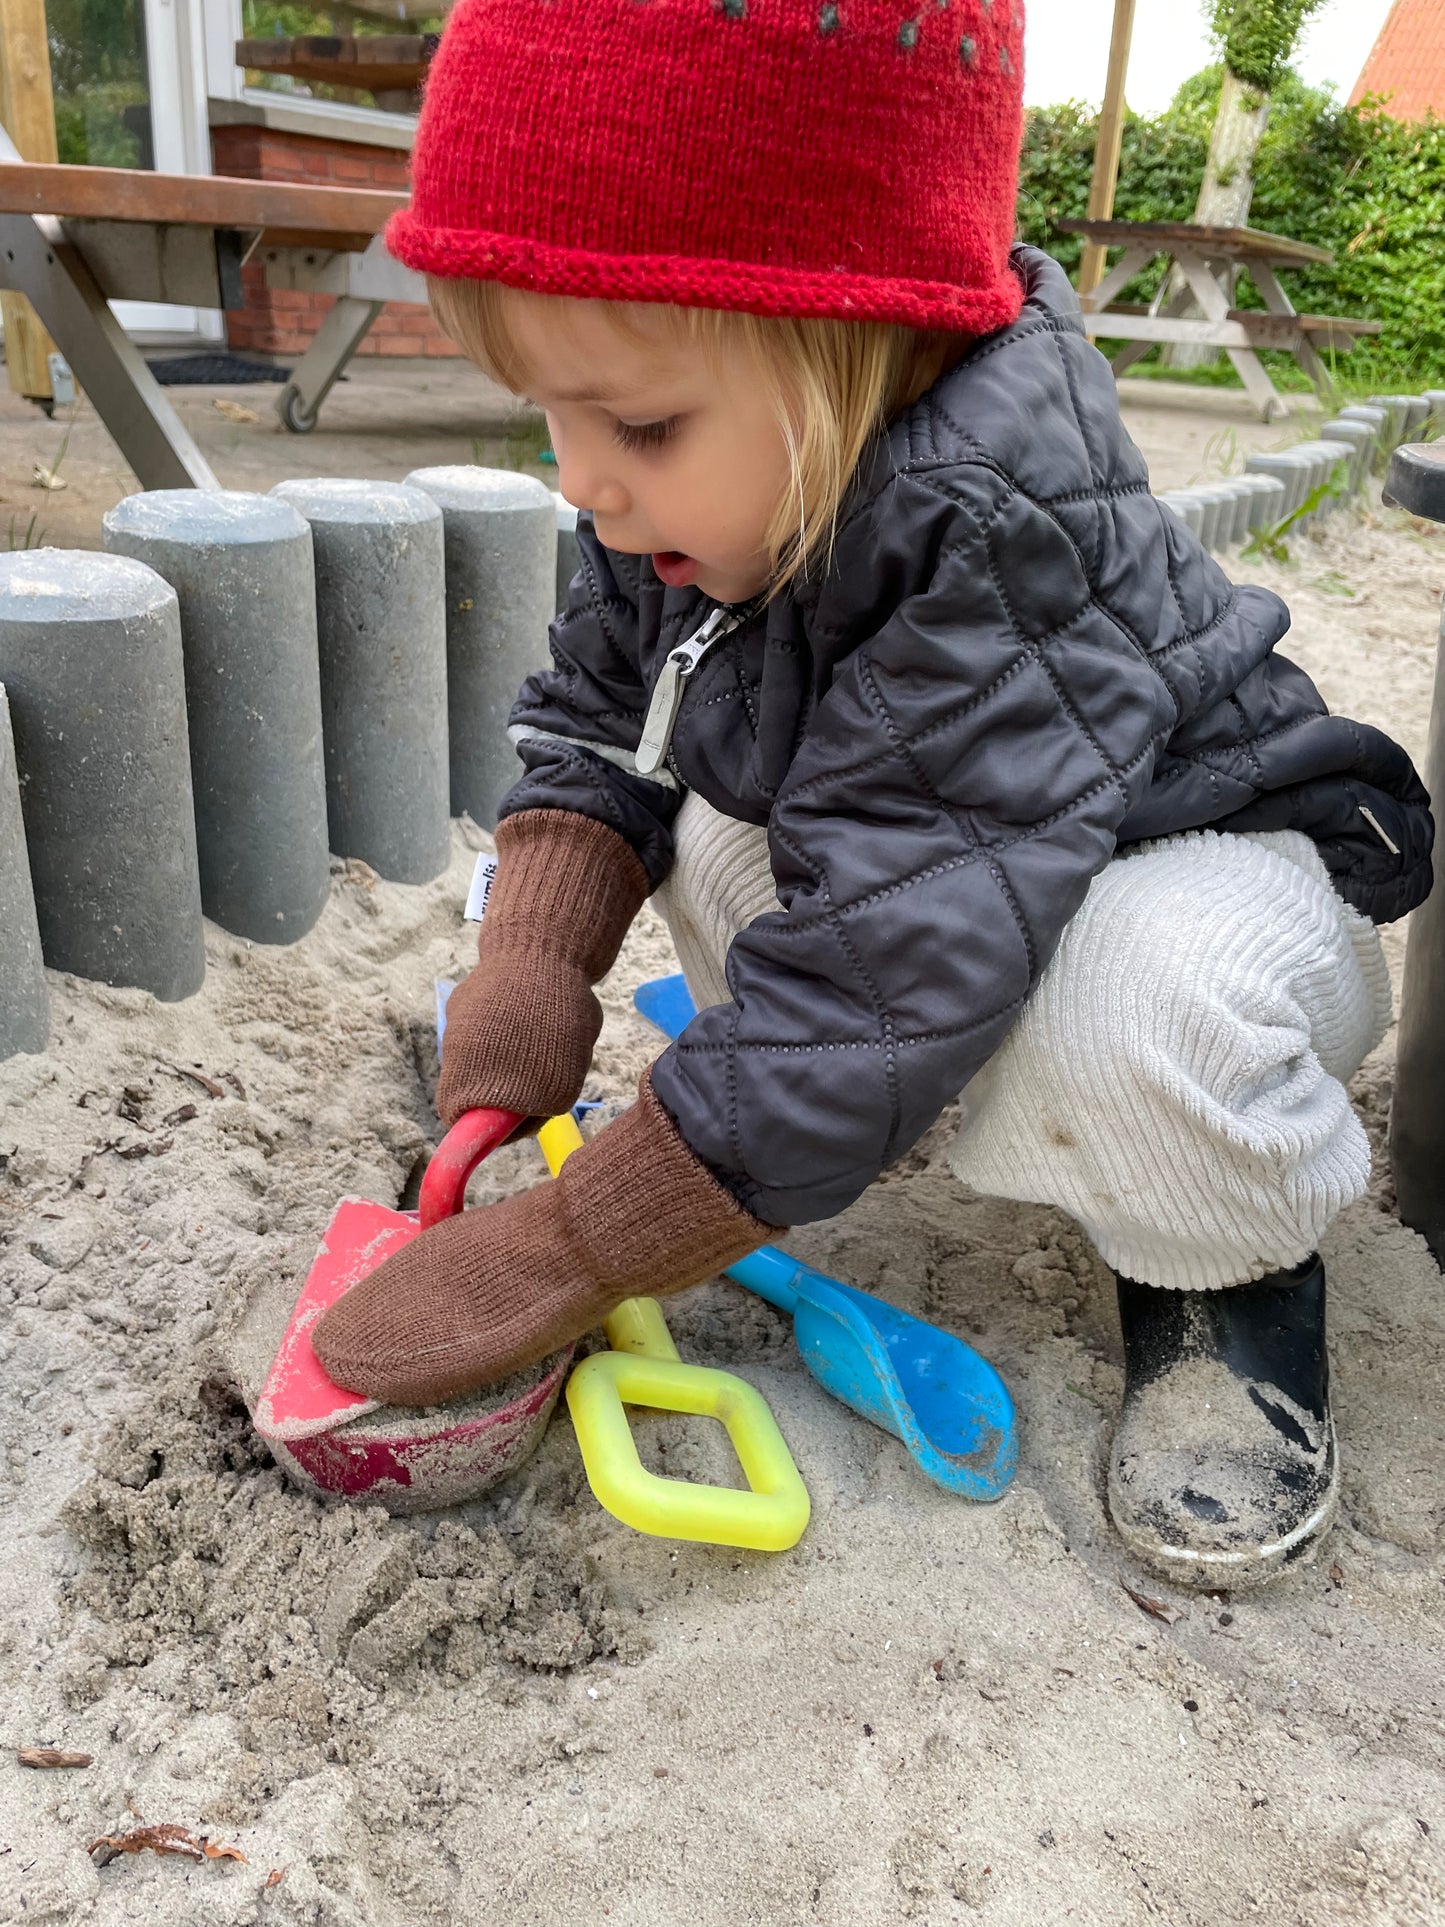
278, 385, 318, 434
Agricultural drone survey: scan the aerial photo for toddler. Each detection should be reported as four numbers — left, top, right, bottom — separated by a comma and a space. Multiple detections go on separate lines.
315, 0, 1432, 1590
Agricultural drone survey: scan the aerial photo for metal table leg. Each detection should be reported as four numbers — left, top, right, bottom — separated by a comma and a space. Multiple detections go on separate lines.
0, 208, 218, 490
276, 295, 384, 434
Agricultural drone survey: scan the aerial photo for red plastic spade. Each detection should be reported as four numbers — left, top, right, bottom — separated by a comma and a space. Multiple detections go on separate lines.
250, 1107, 575, 1514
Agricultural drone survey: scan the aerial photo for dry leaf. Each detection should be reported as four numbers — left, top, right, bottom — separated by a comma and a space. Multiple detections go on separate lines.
264, 1865, 288, 1888
88, 1823, 248, 1866
212, 398, 259, 424
32, 464, 67, 491
18, 1747, 93, 1769
159, 1061, 225, 1100
1121, 1580, 1185, 1626
1329, 1562, 1345, 1589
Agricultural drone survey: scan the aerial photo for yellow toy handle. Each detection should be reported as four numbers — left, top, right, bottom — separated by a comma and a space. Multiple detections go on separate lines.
536, 1114, 680, 1362
535, 1110, 809, 1550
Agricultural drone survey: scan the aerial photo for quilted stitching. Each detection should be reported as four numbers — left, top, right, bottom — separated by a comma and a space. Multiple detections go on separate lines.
501, 246, 1432, 1225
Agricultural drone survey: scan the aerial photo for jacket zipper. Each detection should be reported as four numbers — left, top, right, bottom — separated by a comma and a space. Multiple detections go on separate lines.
635, 595, 763, 778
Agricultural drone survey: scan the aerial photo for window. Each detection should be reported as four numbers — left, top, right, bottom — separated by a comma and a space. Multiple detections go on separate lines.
47, 0, 154, 169
239, 3, 446, 117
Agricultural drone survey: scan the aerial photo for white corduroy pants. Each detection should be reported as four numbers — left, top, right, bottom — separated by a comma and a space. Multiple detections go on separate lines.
653, 793, 1393, 1292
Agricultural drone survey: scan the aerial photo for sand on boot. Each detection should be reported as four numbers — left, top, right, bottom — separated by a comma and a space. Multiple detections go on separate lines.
2, 497, 1445, 1926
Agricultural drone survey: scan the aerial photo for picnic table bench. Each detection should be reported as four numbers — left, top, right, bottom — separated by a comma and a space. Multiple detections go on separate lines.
0, 137, 418, 489
1057, 218, 1381, 420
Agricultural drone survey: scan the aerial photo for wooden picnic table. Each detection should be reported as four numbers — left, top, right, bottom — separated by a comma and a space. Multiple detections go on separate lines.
1057, 217, 1381, 420
237, 35, 439, 111
0, 146, 423, 486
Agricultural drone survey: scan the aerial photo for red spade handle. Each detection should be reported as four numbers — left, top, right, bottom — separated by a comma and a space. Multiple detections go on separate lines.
418, 1108, 525, 1229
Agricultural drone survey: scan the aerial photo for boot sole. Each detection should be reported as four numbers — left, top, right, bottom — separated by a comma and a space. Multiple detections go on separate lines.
1108, 1423, 1339, 1593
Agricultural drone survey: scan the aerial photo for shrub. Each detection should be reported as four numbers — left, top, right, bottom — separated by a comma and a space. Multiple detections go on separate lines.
1018, 72, 1445, 388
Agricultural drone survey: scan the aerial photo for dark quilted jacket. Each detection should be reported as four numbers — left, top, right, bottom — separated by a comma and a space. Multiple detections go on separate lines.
501, 247, 1432, 1227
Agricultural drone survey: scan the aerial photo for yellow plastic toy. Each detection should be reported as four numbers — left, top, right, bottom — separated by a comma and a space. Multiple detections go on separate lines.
536, 1114, 810, 1551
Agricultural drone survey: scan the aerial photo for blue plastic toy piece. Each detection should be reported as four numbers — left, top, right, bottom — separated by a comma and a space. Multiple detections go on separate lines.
633, 973, 1017, 1499
633, 971, 704, 1042
726, 1247, 1015, 1500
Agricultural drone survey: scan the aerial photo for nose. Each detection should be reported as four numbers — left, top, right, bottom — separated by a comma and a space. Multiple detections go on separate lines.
548, 416, 628, 522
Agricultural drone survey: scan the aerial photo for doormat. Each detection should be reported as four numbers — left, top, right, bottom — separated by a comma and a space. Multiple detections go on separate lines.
145, 354, 293, 386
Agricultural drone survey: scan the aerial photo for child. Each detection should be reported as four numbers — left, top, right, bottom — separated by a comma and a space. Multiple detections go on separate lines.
314, 0, 1432, 1591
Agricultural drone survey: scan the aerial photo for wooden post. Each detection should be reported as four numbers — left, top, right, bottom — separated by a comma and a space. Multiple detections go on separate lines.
0, 0, 57, 402
1077, 0, 1137, 299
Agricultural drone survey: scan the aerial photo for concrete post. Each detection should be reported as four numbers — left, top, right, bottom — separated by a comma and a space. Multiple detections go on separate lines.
404, 467, 555, 830
1221, 480, 1255, 547
1157, 493, 1204, 538
1245, 451, 1309, 520
104, 490, 330, 944
0, 550, 204, 1001
1364, 396, 1409, 448
1319, 420, 1373, 494
554, 492, 581, 617
1337, 405, 1390, 469
1235, 473, 1285, 532
1385, 444, 1445, 1261
1391, 589, 1445, 1261
0, 684, 48, 1057
271, 479, 451, 885
1423, 391, 1445, 435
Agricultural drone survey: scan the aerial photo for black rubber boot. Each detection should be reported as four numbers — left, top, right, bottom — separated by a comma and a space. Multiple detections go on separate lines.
1107, 1255, 1337, 1591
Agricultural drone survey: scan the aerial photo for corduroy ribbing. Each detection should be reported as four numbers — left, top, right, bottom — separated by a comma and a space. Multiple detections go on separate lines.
654, 793, 1393, 1292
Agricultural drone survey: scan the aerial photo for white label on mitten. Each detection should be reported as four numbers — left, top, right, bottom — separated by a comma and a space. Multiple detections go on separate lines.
465, 852, 498, 922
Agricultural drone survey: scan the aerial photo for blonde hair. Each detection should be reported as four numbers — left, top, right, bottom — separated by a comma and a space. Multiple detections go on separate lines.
429, 275, 969, 602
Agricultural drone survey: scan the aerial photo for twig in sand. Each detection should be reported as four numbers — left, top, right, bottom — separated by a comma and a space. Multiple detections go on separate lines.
1121, 1580, 1185, 1626
17, 1748, 92, 1769
88, 1824, 247, 1868
157, 1062, 226, 1101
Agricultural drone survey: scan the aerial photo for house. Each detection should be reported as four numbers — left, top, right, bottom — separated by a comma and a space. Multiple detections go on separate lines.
1350, 0, 1445, 120
7, 0, 456, 361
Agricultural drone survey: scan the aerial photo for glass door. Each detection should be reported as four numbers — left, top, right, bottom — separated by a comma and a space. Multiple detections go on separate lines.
45, 0, 219, 340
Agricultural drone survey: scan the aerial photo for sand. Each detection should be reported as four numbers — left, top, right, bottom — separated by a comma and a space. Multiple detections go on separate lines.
3, 495, 1445, 1926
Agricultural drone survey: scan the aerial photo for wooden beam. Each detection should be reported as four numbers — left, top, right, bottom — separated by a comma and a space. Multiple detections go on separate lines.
1077, 0, 1137, 299
0, 160, 404, 236
0, 0, 57, 401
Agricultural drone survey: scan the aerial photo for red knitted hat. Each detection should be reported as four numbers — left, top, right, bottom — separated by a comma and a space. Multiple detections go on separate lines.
387, 0, 1027, 335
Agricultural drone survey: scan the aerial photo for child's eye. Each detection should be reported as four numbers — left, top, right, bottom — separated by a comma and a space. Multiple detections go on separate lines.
613, 416, 680, 453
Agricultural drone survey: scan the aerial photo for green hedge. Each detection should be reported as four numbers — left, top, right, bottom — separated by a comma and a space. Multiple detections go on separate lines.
1018, 72, 1445, 388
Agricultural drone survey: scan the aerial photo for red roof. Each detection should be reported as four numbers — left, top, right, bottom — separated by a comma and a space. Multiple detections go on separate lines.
1350, 0, 1445, 119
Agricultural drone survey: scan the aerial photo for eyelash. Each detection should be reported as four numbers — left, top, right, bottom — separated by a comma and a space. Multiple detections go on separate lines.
612, 416, 680, 452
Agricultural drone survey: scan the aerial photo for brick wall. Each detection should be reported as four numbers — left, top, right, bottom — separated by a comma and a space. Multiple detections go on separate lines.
209, 122, 461, 361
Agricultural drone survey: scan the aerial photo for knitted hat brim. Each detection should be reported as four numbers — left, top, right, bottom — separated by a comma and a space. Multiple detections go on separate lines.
388, 209, 1025, 337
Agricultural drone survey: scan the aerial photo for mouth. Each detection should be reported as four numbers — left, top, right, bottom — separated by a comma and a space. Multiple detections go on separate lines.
651, 550, 702, 589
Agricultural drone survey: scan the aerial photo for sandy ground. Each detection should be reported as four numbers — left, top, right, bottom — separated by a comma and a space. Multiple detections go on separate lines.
2, 381, 1445, 1926
0, 358, 536, 553
1, 358, 1325, 554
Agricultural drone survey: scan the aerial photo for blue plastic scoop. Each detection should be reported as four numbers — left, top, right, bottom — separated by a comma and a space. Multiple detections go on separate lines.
635, 974, 1017, 1500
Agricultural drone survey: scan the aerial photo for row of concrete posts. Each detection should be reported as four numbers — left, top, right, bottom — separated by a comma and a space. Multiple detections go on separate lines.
0, 469, 582, 1057
1155, 390, 1445, 554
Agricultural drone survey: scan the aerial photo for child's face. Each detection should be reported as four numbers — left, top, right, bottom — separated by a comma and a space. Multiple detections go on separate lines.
501, 290, 793, 605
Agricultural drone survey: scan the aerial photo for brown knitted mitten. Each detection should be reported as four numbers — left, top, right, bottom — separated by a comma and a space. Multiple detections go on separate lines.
436, 808, 649, 1127
313, 1073, 771, 1407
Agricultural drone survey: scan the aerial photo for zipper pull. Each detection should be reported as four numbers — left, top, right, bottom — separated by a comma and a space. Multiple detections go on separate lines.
636, 602, 755, 776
